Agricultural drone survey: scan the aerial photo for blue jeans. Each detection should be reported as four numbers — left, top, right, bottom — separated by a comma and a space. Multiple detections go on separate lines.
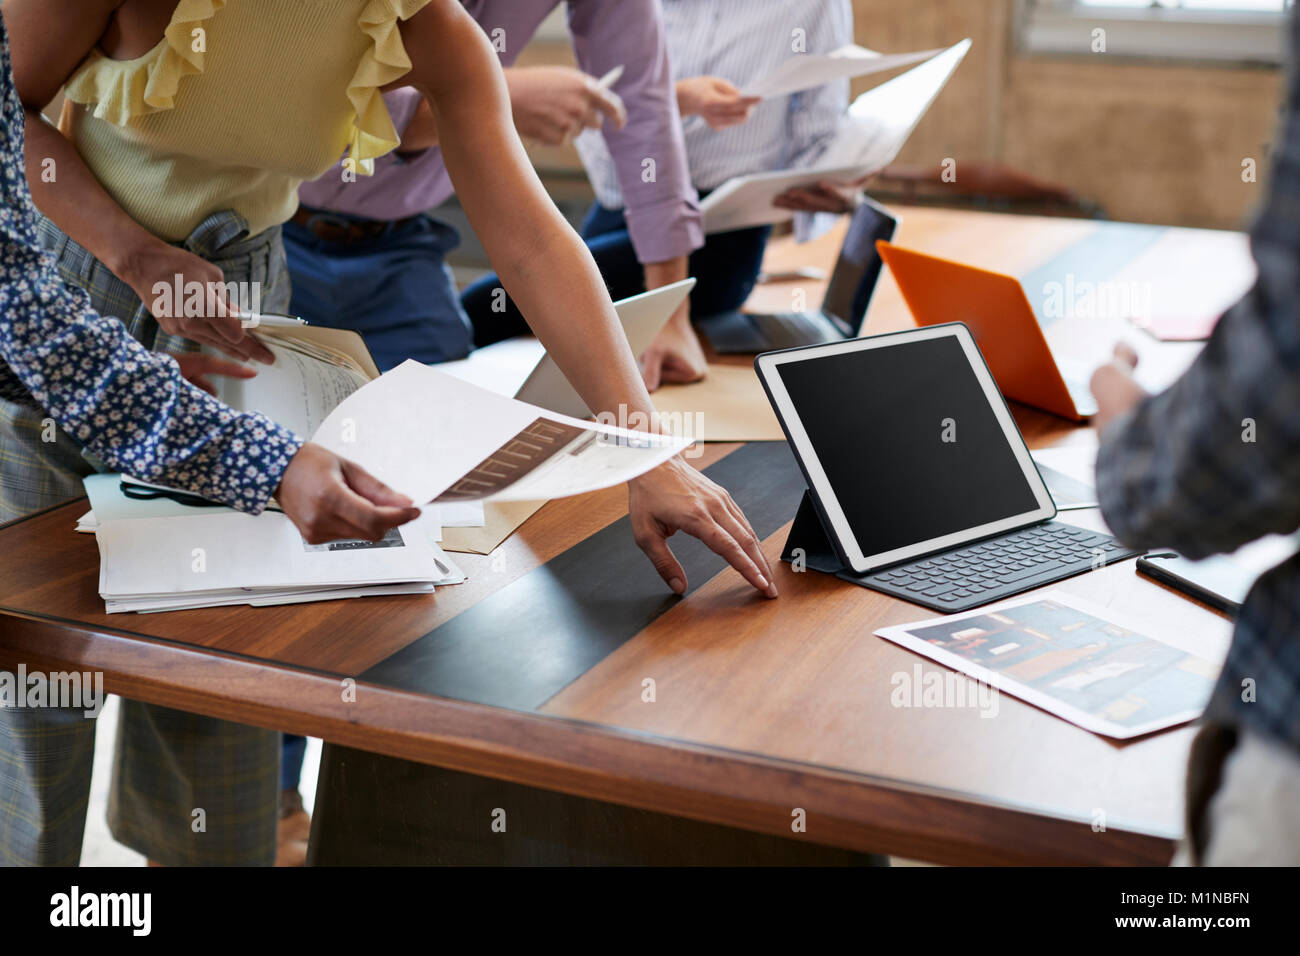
283, 212, 474, 371
462, 201, 772, 347
282, 734, 307, 792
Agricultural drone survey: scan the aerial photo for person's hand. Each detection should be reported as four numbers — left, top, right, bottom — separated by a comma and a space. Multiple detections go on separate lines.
275, 443, 423, 544
676, 76, 759, 130
773, 177, 869, 214
1089, 342, 1148, 434
169, 353, 258, 396
628, 455, 778, 598
504, 65, 627, 146
638, 303, 707, 391
119, 239, 275, 364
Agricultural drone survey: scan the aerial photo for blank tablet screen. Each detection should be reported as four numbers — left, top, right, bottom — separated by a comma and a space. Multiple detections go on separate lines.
775, 334, 1039, 558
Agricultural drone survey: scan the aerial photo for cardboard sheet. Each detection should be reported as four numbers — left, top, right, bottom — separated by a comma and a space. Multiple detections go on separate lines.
440, 500, 548, 555
651, 365, 785, 442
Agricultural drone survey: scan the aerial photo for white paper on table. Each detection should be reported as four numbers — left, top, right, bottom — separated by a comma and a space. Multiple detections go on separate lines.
1110, 228, 1256, 329
435, 501, 486, 528
741, 44, 940, 100
702, 39, 970, 234
435, 338, 544, 397
1031, 440, 1098, 489
113, 582, 438, 614
874, 591, 1218, 739
312, 361, 689, 506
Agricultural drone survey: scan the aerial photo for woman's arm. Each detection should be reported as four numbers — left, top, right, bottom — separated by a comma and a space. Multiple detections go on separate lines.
399, 1, 775, 597
5, 1, 144, 277
400, 2, 648, 422
0, 3, 409, 541
1, 0, 272, 363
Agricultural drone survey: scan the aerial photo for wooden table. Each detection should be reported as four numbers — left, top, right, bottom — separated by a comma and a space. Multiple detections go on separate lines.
0, 207, 1244, 865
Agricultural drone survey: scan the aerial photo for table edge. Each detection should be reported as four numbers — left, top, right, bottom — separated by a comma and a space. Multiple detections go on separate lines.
0, 611, 1176, 865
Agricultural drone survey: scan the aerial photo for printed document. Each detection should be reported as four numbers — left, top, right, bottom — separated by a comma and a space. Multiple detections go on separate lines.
875, 591, 1218, 738
742, 44, 939, 100
312, 360, 690, 506
702, 39, 971, 234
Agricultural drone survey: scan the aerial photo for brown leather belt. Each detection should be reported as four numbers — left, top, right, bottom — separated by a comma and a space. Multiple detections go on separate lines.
291, 206, 417, 244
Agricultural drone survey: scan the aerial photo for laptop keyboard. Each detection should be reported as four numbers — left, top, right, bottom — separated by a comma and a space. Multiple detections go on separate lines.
854, 522, 1141, 612
749, 311, 836, 349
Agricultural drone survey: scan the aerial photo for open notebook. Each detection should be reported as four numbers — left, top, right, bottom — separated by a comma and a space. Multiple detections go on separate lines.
213, 324, 380, 439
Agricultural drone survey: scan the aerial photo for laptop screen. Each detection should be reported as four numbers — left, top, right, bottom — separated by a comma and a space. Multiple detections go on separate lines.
820, 201, 897, 337
773, 331, 1043, 563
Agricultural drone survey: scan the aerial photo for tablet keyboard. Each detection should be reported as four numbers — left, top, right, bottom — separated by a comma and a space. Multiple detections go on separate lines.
851, 522, 1142, 613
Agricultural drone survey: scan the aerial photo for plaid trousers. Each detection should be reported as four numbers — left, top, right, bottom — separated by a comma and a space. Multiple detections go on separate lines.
0, 210, 288, 865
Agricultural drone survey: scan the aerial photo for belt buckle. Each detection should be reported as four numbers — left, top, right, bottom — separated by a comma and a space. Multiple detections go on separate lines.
307, 212, 354, 243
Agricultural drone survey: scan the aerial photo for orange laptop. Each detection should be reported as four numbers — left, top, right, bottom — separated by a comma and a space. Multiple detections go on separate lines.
876, 241, 1097, 421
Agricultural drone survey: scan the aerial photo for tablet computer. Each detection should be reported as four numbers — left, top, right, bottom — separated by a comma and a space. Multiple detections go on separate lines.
755, 324, 1056, 575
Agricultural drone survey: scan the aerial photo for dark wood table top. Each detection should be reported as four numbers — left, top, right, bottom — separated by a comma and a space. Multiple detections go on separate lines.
0, 207, 1243, 865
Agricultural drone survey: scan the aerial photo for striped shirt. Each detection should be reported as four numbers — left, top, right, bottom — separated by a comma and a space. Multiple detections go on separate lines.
299, 0, 703, 265
578, 0, 853, 209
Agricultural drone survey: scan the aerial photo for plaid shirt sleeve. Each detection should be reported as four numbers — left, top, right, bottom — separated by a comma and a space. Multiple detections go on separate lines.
0, 19, 302, 514
1095, 15, 1300, 560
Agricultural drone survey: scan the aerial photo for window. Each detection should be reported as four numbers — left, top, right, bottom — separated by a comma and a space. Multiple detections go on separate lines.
1020, 0, 1292, 64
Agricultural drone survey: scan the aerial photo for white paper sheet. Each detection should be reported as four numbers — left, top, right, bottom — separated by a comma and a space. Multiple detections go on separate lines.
701, 40, 971, 234
701, 163, 878, 235
437, 338, 544, 397
435, 501, 486, 528
742, 44, 940, 100
312, 361, 689, 506
815, 39, 971, 171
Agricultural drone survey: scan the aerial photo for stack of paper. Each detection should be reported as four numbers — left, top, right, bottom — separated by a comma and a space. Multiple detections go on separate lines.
95, 508, 463, 614
81, 474, 464, 614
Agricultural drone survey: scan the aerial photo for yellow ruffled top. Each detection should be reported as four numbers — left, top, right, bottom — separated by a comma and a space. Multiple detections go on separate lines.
350, 0, 431, 174
62, 0, 224, 127
59, 0, 431, 239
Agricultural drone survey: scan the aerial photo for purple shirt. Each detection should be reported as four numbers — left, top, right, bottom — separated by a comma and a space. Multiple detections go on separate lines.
298, 0, 703, 265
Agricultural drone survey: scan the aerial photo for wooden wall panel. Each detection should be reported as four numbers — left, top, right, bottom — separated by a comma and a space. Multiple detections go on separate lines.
1000, 55, 1280, 227
859, 0, 1282, 228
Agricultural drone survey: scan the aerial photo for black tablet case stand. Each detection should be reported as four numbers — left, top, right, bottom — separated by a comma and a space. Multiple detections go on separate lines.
780, 489, 863, 580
